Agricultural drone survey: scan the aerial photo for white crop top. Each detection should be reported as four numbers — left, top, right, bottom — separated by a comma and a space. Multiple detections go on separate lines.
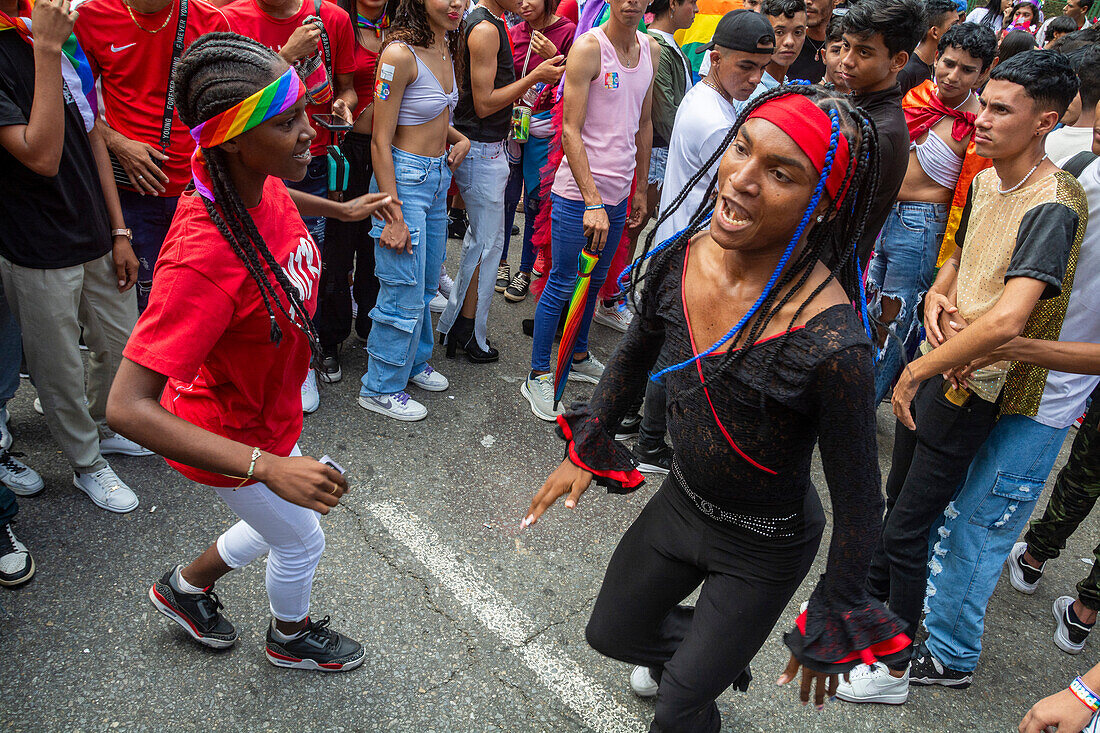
393, 42, 459, 126
912, 129, 964, 189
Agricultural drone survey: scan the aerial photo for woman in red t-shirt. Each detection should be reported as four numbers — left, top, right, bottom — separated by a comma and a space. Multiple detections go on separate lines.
107, 33, 394, 673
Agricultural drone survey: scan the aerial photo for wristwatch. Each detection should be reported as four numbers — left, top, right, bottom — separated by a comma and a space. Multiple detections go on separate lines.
111, 228, 133, 241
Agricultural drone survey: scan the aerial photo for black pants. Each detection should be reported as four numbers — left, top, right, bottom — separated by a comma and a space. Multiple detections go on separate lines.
585, 478, 824, 733
865, 376, 998, 660
318, 132, 380, 347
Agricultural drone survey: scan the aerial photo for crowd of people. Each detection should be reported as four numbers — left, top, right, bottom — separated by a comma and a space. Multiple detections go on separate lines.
2, 0, 1100, 727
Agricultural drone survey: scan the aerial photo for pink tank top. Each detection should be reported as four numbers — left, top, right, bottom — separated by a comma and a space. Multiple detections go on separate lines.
552, 27, 653, 206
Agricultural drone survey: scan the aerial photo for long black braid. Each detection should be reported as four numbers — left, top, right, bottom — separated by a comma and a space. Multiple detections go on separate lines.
625, 83, 881, 407
174, 33, 322, 360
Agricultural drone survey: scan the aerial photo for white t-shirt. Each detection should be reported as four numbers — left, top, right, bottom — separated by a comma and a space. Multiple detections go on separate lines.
655, 82, 743, 244
1036, 16, 1092, 45
965, 7, 1005, 33
1047, 126, 1094, 164
1033, 153, 1100, 429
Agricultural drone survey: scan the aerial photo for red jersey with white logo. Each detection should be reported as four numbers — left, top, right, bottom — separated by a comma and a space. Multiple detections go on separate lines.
124, 177, 319, 487
74, 0, 230, 197
221, 0, 356, 154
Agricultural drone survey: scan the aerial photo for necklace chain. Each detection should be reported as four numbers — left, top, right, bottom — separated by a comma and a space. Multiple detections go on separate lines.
998, 155, 1047, 194
123, 0, 173, 33
701, 76, 729, 103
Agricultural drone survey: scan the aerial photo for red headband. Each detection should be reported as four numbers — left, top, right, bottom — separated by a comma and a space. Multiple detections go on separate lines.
746, 93, 851, 205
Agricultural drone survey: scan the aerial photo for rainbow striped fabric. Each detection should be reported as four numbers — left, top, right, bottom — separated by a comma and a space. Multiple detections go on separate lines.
674, 0, 744, 74
0, 9, 98, 132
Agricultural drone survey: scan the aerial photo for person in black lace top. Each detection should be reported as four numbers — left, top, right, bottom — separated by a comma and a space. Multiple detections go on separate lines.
522, 85, 909, 732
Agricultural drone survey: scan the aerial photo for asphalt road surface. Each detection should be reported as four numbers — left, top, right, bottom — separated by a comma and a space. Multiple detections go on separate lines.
0, 242, 1093, 733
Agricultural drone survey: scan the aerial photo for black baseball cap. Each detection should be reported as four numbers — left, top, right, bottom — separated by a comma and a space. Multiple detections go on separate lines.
701, 9, 777, 53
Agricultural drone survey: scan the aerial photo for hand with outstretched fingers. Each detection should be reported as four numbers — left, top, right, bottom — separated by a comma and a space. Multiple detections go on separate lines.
777, 655, 838, 711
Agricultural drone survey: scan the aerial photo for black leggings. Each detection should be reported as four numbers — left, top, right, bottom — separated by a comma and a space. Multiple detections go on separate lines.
585, 478, 824, 733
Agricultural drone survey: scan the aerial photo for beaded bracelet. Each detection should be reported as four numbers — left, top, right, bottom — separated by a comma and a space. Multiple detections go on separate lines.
584, 203, 605, 211
1071, 676, 1100, 712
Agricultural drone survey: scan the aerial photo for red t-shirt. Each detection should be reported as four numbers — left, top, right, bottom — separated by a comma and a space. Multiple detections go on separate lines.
75, 0, 230, 197
222, 0, 357, 153
123, 177, 319, 487
350, 37, 378, 120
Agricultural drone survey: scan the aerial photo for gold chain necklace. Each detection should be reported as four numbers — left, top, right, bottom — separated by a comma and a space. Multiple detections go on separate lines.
702, 76, 730, 103
123, 0, 173, 33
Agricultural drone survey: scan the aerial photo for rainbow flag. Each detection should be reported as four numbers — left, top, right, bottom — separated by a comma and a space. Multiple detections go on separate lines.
0, 10, 98, 132
675, 0, 744, 74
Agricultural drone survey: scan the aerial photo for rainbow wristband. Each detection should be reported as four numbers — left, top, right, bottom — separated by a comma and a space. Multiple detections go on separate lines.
1071, 677, 1100, 712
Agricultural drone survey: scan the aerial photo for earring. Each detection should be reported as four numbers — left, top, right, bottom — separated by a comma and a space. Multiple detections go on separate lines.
816, 214, 824, 223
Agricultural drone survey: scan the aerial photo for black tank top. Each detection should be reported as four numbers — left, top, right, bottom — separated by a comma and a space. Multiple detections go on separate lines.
453, 6, 514, 142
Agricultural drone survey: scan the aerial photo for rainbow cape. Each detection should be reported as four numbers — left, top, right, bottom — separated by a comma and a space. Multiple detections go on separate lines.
0, 8, 98, 132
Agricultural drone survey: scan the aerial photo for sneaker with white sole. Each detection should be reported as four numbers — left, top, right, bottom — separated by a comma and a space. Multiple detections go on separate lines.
1006, 541, 1044, 594
358, 391, 427, 421
0, 451, 43, 496
100, 432, 154, 457
908, 645, 972, 688
521, 373, 563, 422
409, 364, 448, 392
495, 262, 511, 293
148, 566, 238, 649
504, 271, 531, 303
429, 291, 448, 314
0, 407, 11, 451
835, 663, 909, 705
265, 615, 365, 672
301, 370, 320, 414
73, 464, 138, 513
568, 354, 605, 384
0, 522, 34, 587
630, 665, 659, 698
593, 299, 633, 333
1054, 595, 1094, 654
438, 267, 454, 299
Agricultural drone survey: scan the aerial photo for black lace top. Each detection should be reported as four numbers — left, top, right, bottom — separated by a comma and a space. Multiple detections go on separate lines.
561, 245, 909, 672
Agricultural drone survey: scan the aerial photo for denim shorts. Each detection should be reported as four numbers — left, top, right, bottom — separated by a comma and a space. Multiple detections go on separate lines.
649, 146, 669, 187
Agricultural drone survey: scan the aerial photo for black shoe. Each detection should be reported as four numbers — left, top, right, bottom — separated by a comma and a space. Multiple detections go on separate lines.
442, 316, 475, 359
495, 262, 510, 293
464, 339, 499, 364
148, 566, 238, 649
265, 615, 365, 672
448, 209, 468, 239
505, 271, 531, 302
522, 311, 568, 339
908, 645, 972, 688
615, 412, 642, 441
0, 522, 34, 587
317, 346, 342, 384
631, 442, 672, 474
511, 224, 520, 236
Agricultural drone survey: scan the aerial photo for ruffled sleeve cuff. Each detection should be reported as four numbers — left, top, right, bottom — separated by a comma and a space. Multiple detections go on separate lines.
783, 600, 911, 674
557, 409, 645, 494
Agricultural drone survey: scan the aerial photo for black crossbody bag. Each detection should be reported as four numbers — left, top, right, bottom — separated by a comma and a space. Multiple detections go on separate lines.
108, 0, 189, 189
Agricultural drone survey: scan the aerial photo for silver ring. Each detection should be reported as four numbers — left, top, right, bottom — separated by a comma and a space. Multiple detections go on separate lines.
137, 174, 145, 180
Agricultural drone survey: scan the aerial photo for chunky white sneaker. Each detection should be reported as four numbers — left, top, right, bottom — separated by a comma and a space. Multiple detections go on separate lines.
73, 464, 138, 514
835, 663, 909, 705
1054, 595, 1094, 654
629, 666, 659, 698
358, 392, 427, 422
0, 407, 11, 451
301, 370, 320, 414
409, 364, 448, 392
568, 354, 605, 384
521, 373, 563, 422
593, 299, 633, 333
0, 451, 43, 496
100, 432, 154, 457
429, 291, 448, 314
1007, 541, 1044, 594
0, 522, 34, 587
438, 267, 454, 299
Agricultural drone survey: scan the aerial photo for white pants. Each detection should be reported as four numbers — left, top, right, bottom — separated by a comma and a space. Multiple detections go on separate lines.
212, 446, 324, 622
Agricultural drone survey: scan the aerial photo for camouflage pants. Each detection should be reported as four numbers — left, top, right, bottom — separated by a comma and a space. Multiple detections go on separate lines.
1025, 384, 1100, 610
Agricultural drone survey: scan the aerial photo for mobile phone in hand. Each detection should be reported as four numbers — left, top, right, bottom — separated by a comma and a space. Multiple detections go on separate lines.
311, 113, 352, 131
319, 454, 346, 474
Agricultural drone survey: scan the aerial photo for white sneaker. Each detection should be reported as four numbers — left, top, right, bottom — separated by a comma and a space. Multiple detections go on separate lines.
0, 408, 10, 451
301, 370, 320, 414
521, 373, 563, 422
100, 432, 154, 457
0, 522, 34, 587
0, 451, 43, 496
409, 364, 448, 392
73, 464, 138, 514
1007, 541, 1043, 594
429, 291, 448, 314
1053, 595, 1093, 654
33, 397, 43, 415
593, 299, 633, 333
568, 354, 605, 384
358, 391, 427, 421
835, 663, 909, 705
629, 666, 659, 698
438, 267, 454, 299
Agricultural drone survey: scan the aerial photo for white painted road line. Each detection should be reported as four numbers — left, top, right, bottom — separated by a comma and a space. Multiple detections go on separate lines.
368, 501, 647, 733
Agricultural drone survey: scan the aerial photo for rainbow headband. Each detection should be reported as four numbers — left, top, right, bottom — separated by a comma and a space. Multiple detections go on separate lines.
188, 68, 305, 200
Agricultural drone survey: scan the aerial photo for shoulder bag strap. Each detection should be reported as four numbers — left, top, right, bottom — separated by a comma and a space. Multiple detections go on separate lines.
1062, 151, 1099, 178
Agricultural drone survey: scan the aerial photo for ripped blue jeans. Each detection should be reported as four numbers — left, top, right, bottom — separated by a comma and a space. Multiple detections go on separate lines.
362, 147, 451, 397
923, 415, 1069, 672
868, 202, 949, 404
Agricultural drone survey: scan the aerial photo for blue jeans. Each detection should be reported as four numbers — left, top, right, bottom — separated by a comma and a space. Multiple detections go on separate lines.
361, 147, 450, 397
118, 189, 180, 311
868, 202, 949, 403
923, 415, 1069, 672
285, 157, 328, 248
531, 194, 628, 372
439, 140, 509, 351
0, 276, 20, 526
502, 160, 541, 273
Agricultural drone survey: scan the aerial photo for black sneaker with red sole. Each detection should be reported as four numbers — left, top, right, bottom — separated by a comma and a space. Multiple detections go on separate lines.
265, 615, 365, 672
148, 566, 238, 649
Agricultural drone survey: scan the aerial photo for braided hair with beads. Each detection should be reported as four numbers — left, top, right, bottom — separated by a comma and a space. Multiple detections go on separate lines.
623, 83, 880, 394
174, 32, 322, 359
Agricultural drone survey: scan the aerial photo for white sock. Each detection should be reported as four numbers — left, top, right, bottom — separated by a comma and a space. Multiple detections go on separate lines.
173, 566, 205, 594
270, 619, 308, 641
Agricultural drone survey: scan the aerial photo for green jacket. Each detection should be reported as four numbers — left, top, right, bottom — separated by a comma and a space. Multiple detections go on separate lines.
648, 30, 690, 149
